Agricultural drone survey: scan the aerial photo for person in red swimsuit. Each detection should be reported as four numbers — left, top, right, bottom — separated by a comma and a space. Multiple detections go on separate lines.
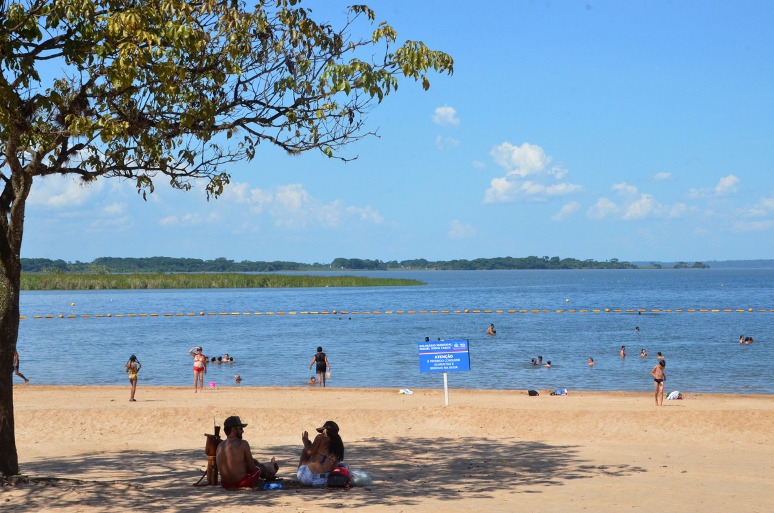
216, 416, 279, 488
189, 346, 207, 393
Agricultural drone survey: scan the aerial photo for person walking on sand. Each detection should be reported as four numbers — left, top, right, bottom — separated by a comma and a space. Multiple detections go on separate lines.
651, 360, 666, 406
310, 346, 330, 388
190, 346, 207, 393
125, 355, 141, 401
13, 350, 29, 385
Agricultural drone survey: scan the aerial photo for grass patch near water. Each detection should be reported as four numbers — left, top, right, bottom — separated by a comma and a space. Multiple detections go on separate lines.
21, 273, 424, 290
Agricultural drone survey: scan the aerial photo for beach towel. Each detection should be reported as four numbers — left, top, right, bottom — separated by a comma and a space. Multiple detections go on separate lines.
550, 388, 568, 396
667, 391, 682, 400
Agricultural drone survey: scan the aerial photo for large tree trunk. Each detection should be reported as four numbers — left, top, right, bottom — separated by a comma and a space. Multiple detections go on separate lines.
0, 261, 21, 476
0, 157, 33, 477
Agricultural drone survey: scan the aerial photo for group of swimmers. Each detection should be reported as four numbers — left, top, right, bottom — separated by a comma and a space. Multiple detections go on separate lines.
530, 356, 551, 367
216, 416, 345, 489
739, 335, 756, 344
211, 354, 235, 364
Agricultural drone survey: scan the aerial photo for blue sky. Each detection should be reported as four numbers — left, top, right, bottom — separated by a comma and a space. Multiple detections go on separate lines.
24, 1, 774, 262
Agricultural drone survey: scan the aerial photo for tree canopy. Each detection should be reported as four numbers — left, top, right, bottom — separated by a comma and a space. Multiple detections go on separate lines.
0, 0, 452, 476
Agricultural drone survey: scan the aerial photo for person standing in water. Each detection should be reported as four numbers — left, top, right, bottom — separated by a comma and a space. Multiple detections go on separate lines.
190, 346, 207, 393
651, 360, 666, 406
620, 345, 626, 358
13, 350, 29, 385
125, 355, 141, 401
310, 346, 330, 388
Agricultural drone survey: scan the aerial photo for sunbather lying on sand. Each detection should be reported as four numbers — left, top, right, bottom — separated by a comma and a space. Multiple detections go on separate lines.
216, 416, 279, 488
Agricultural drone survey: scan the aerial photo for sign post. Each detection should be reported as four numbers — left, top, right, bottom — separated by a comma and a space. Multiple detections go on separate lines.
418, 340, 470, 406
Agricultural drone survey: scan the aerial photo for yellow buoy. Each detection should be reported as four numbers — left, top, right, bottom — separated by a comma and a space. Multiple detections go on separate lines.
565, 299, 570, 302
71, 303, 75, 307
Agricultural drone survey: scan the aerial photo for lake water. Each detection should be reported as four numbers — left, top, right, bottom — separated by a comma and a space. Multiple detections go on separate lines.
15, 269, 774, 394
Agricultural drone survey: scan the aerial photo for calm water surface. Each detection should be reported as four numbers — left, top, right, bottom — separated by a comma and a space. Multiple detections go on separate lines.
16, 269, 774, 393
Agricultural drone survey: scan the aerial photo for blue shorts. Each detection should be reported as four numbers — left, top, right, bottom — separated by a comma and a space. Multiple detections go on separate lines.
297, 465, 329, 486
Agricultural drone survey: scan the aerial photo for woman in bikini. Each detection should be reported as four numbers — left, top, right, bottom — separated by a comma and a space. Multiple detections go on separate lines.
190, 346, 207, 393
309, 346, 330, 388
297, 420, 344, 486
125, 355, 141, 401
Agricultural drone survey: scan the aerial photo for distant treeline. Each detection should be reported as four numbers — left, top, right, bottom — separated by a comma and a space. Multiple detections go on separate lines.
22, 255, 640, 273
332, 256, 639, 270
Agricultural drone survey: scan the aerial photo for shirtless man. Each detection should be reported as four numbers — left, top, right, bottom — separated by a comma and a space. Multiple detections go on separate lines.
13, 350, 29, 385
216, 416, 278, 488
620, 345, 626, 358
189, 346, 207, 393
487, 324, 496, 336
651, 360, 666, 406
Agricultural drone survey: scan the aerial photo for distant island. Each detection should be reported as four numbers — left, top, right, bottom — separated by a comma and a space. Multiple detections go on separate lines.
18, 255, 714, 272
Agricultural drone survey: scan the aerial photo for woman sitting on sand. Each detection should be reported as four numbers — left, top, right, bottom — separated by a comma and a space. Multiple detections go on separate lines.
297, 420, 344, 486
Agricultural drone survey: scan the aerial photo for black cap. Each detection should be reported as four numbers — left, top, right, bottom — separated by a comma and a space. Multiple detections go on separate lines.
224, 416, 248, 431
316, 420, 339, 434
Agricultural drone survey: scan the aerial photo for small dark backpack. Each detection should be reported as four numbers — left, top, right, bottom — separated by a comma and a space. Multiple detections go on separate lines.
327, 464, 351, 488
528, 390, 539, 396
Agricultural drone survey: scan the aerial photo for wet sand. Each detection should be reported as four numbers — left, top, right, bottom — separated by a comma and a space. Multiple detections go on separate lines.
4, 385, 774, 512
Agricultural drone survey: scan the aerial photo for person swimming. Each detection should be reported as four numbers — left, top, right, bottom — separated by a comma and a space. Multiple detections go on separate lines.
588, 357, 595, 366
640, 349, 647, 357
544, 360, 551, 368
531, 358, 537, 366
487, 324, 496, 336
308, 376, 317, 385
234, 374, 242, 384
538, 356, 543, 364
739, 335, 745, 344
620, 345, 626, 358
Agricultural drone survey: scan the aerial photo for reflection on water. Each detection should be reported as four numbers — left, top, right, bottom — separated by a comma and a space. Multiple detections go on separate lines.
16, 269, 774, 393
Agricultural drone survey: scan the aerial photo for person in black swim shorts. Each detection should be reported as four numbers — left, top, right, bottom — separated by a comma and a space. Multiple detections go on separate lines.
651, 360, 666, 406
310, 347, 330, 388
13, 350, 29, 385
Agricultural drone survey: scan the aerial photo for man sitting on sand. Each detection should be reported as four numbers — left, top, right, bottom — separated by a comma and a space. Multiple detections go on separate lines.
216, 416, 279, 488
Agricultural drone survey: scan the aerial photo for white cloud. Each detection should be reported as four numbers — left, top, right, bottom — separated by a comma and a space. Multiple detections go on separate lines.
218, 182, 383, 229
689, 174, 740, 198
716, 174, 740, 194
588, 189, 692, 221
102, 202, 127, 215
653, 172, 673, 181
552, 201, 580, 221
623, 193, 657, 219
483, 178, 582, 204
612, 182, 638, 196
483, 142, 581, 203
346, 205, 384, 224
447, 220, 475, 239
28, 175, 105, 208
587, 198, 620, 219
432, 105, 460, 126
435, 135, 460, 151
472, 160, 486, 169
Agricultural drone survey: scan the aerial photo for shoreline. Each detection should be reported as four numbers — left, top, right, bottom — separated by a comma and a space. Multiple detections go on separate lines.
12, 383, 774, 397
8, 386, 774, 512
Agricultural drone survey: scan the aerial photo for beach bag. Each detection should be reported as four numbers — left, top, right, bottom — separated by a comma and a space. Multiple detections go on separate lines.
327, 464, 351, 488
550, 388, 568, 396
667, 391, 683, 400
528, 390, 539, 396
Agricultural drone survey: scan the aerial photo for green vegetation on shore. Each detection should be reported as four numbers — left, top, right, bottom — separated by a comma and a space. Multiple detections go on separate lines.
20, 273, 424, 291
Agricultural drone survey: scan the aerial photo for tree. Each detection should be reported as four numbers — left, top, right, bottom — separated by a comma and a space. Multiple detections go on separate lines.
0, 0, 452, 476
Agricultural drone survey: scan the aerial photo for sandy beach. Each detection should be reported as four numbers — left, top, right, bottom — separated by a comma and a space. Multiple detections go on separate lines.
4, 385, 773, 512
